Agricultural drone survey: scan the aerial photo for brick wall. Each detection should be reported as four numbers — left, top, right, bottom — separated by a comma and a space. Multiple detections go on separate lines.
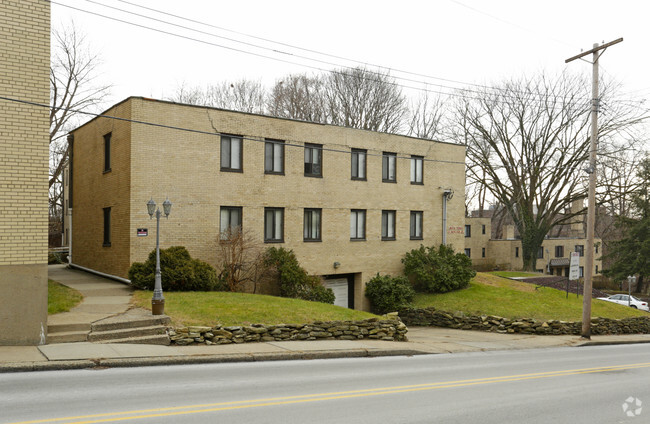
0, 0, 50, 345
72, 97, 467, 310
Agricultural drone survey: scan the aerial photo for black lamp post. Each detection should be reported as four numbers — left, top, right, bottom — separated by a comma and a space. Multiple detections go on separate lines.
147, 198, 171, 315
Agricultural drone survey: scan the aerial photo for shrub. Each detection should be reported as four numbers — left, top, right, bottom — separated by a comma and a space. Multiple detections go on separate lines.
128, 246, 225, 291
263, 247, 334, 304
364, 274, 415, 314
402, 244, 476, 293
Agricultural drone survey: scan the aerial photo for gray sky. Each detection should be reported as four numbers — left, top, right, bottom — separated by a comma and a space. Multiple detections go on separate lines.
51, 0, 650, 112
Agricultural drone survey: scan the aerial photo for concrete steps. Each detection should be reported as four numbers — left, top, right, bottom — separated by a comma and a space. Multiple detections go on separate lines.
47, 310, 171, 345
47, 322, 90, 344
87, 311, 171, 345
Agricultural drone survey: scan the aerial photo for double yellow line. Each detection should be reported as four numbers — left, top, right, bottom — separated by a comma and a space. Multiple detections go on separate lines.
9, 361, 650, 424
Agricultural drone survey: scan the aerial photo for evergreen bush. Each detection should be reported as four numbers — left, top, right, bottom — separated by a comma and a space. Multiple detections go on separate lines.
263, 247, 335, 304
128, 246, 225, 291
364, 274, 415, 314
402, 244, 475, 293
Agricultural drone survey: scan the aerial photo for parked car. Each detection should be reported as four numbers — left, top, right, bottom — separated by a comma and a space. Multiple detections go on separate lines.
596, 294, 649, 311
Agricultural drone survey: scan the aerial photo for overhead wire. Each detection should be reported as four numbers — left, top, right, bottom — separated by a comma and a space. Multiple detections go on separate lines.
48, 0, 606, 109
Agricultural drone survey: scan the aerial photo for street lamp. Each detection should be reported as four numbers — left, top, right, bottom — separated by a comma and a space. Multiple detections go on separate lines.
627, 275, 637, 307
147, 198, 172, 315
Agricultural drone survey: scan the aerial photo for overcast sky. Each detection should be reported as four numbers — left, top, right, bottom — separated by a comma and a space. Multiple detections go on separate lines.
51, 0, 649, 113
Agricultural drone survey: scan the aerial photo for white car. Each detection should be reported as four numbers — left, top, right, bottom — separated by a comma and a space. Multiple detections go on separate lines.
597, 294, 649, 311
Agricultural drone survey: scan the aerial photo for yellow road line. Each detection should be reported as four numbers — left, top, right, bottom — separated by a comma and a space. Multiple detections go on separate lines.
8, 361, 650, 424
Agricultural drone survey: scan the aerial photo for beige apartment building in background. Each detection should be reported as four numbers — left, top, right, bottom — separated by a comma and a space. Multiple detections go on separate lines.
69, 97, 467, 310
0, 1, 50, 345
464, 207, 602, 277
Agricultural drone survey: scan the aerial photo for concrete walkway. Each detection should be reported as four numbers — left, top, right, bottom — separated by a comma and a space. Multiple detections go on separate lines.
2, 265, 650, 372
47, 264, 133, 327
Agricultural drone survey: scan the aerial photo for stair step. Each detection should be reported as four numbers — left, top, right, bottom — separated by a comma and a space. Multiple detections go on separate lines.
47, 330, 88, 344
48, 322, 91, 333
91, 316, 171, 332
88, 325, 168, 342
93, 334, 171, 346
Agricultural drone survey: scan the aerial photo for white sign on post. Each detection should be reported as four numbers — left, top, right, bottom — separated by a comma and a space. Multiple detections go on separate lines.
569, 252, 580, 281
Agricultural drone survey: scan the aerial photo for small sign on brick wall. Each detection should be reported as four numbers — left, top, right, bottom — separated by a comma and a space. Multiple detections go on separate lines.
137, 228, 148, 237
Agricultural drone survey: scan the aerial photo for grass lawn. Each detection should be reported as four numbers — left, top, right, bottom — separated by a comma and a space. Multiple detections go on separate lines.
48, 280, 83, 314
132, 290, 378, 327
489, 271, 544, 278
414, 273, 648, 322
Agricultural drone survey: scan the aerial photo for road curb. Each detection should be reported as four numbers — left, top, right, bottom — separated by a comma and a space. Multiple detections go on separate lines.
576, 339, 650, 347
0, 349, 428, 373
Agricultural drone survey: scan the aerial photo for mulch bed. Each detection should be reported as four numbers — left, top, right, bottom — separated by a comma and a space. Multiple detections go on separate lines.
516, 276, 609, 298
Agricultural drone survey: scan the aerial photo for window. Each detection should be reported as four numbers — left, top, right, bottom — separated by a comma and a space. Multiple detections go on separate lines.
410, 211, 423, 240
555, 245, 564, 257
482, 247, 486, 258
304, 143, 322, 177
220, 206, 242, 239
382, 152, 396, 182
381, 210, 396, 240
264, 208, 284, 242
515, 247, 519, 258
595, 265, 599, 274
464, 248, 471, 257
264, 139, 284, 174
464, 225, 471, 237
103, 207, 111, 247
103, 133, 111, 172
579, 266, 584, 278
595, 244, 599, 254
221, 134, 243, 172
351, 148, 366, 180
575, 245, 584, 257
538, 247, 544, 259
410, 155, 423, 184
350, 210, 366, 240
303, 209, 321, 242
482, 225, 486, 235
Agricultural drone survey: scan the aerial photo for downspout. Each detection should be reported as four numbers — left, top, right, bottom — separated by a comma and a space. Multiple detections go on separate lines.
442, 189, 453, 245
67, 134, 73, 266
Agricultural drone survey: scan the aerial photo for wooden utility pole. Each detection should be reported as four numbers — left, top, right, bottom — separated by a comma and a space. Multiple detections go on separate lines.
565, 38, 623, 338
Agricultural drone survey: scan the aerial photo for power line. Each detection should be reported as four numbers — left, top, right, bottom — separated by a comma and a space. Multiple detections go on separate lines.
49, 0, 601, 108
0, 95, 467, 165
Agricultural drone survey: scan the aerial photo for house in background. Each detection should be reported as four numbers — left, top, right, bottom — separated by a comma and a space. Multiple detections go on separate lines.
68, 97, 466, 311
465, 201, 602, 276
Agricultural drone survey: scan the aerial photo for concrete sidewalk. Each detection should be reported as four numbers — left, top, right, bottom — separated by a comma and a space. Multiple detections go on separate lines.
2, 265, 650, 372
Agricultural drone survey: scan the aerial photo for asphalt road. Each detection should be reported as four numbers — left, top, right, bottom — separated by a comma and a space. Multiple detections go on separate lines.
2, 344, 649, 424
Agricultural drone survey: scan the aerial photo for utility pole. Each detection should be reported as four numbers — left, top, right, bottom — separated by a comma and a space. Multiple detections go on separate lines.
565, 38, 623, 339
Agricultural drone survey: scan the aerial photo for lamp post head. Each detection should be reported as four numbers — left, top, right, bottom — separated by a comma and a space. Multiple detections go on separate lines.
162, 198, 172, 218
147, 198, 156, 218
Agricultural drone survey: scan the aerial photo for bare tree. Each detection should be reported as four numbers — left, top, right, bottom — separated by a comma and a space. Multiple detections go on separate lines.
49, 24, 110, 239
324, 67, 408, 133
407, 92, 445, 140
454, 72, 647, 271
170, 79, 266, 114
268, 73, 327, 123
216, 227, 265, 293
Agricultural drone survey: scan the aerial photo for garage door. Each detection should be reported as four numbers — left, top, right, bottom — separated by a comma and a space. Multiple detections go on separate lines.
325, 278, 348, 308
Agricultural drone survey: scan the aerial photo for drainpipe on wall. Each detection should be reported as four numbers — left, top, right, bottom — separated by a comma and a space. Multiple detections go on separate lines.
67, 133, 73, 265
442, 189, 454, 245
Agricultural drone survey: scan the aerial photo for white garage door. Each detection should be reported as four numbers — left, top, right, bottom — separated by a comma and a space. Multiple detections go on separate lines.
325, 278, 348, 308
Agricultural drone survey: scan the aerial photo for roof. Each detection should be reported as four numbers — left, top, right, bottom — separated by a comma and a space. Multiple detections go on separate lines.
549, 258, 571, 267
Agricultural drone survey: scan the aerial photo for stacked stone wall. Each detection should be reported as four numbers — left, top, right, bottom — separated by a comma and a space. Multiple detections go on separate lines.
169, 316, 408, 345
399, 307, 650, 335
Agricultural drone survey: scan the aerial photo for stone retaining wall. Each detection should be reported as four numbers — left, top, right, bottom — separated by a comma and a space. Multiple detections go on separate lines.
399, 307, 650, 335
169, 315, 408, 345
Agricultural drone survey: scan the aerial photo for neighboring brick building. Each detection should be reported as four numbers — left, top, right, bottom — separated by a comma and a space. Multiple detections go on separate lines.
0, 0, 50, 345
69, 97, 467, 310
465, 205, 602, 276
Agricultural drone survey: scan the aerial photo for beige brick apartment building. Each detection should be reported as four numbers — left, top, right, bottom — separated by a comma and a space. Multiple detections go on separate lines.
0, 1, 50, 345
69, 97, 467, 310
464, 208, 602, 277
